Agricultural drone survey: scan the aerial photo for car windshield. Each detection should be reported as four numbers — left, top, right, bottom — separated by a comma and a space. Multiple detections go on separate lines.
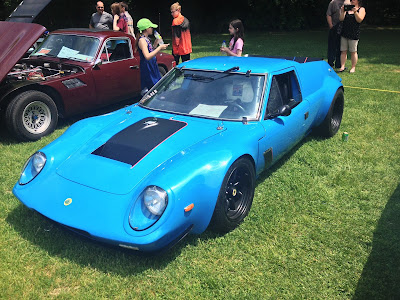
31, 34, 100, 62
140, 69, 266, 120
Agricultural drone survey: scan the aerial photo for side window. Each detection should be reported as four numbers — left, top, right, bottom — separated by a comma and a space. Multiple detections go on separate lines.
100, 39, 132, 63
266, 70, 302, 116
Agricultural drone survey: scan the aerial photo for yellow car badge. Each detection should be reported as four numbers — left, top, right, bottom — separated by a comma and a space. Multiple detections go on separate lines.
64, 198, 72, 206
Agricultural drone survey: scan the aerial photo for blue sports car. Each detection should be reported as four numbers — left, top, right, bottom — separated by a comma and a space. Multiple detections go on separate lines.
13, 56, 344, 252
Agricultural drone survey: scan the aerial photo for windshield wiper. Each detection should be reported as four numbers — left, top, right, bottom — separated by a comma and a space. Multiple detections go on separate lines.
223, 66, 240, 73
184, 73, 215, 82
59, 56, 85, 62
31, 53, 56, 58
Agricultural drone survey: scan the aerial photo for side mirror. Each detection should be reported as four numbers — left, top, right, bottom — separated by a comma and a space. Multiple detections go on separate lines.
267, 104, 292, 119
278, 104, 291, 117
93, 58, 102, 69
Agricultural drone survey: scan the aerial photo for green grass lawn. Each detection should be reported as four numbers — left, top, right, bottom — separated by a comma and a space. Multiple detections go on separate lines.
0, 27, 399, 299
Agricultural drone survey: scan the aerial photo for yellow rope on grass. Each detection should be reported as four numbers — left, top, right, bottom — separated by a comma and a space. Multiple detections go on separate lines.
344, 85, 400, 94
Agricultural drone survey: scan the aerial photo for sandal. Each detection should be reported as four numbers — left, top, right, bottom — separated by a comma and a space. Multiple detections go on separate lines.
337, 67, 347, 73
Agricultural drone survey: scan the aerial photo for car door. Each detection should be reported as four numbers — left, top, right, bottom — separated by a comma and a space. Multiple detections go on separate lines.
92, 37, 140, 106
258, 69, 311, 169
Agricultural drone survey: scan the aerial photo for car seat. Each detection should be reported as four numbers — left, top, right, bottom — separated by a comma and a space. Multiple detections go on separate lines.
109, 43, 130, 61
225, 80, 254, 104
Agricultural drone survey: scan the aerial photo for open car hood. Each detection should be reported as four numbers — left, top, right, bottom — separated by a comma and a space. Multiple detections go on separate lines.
0, 21, 46, 83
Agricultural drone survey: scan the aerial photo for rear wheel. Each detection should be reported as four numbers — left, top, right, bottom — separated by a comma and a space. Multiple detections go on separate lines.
316, 88, 344, 137
5, 90, 58, 141
158, 65, 167, 77
210, 158, 255, 233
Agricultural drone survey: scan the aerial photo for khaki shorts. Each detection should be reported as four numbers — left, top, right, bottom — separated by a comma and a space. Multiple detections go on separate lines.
341, 37, 359, 52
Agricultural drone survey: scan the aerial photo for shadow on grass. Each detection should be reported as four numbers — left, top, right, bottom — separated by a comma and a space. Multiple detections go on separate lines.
256, 134, 317, 183
6, 204, 223, 275
353, 184, 400, 300
360, 28, 400, 66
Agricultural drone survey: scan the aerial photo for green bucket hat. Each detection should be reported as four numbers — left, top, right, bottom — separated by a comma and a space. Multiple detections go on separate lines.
137, 18, 158, 33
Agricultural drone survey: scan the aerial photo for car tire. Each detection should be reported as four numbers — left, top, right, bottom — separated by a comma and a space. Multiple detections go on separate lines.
5, 90, 58, 141
210, 157, 256, 233
158, 65, 167, 77
316, 88, 344, 137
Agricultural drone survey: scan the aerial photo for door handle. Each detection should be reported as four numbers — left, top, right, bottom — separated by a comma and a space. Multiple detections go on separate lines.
130, 65, 139, 69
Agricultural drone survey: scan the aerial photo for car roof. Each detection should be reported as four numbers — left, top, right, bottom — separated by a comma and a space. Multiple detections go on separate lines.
51, 28, 131, 39
179, 56, 298, 74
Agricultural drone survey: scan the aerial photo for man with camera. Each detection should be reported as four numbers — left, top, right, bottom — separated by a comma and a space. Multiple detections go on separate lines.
326, 0, 345, 69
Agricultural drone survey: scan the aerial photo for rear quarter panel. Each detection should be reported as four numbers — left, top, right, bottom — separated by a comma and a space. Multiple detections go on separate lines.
295, 61, 343, 128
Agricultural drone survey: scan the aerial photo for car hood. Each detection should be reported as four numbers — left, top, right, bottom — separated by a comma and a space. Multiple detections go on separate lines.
0, 21, 46, 83
56, 114, 227, 195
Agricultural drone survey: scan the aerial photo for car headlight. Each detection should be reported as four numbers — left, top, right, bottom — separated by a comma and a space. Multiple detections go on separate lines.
143, 186, 168, 216
19, 152, 47, 185
129, 186, 168, 231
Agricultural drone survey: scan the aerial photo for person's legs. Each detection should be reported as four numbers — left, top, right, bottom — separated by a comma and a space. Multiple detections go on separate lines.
339, 37, 348, 71
173, 53, 181, 65
181, 54, 190, 62
327, 28, 336, 67
334, 32, 342, 68
348, 40, 359, 73
340, 51, 347, 71
350, 52, 358, 73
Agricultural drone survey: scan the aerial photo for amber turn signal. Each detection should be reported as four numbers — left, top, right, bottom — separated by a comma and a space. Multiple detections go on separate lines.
184, 203, 194, 212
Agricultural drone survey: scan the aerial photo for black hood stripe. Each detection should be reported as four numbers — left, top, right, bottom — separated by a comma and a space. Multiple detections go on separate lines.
92, 117, 187, 167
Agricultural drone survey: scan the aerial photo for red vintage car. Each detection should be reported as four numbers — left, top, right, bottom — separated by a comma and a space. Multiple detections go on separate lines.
0, 21, 176, 141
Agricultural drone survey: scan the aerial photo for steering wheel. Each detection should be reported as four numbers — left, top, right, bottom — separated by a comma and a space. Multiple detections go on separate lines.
225, 101, 246, 114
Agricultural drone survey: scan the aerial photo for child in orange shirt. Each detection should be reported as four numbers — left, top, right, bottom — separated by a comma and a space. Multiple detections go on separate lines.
170, 2, 192, 64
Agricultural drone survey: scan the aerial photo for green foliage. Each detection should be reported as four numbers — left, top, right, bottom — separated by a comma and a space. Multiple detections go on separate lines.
0, 0, 20, 20
1, 0, 400, 31
0, 27, 400, 299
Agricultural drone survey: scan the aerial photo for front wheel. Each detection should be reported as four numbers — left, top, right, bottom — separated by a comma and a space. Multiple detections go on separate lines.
5, 90, 58, 141
210, 158, 255, 233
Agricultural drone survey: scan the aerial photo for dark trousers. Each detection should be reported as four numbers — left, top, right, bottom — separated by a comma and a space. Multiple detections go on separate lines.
327, 25, 341, 68
173, 53, 190, 65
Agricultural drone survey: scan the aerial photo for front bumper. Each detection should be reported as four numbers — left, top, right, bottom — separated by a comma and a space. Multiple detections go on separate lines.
13, 173, 192, 252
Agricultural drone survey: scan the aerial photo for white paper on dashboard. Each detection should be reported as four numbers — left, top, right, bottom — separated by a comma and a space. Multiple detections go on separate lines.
57, 46, 79, 58
190, 104, 227, 118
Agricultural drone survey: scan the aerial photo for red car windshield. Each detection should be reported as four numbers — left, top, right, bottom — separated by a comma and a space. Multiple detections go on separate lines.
31, 33, 100, 62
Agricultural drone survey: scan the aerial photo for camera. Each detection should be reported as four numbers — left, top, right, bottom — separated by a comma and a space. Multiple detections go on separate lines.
344, 4, 355, 11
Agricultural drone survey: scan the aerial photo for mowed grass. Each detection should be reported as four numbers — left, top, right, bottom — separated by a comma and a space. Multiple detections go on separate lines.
0, 27, 399, 299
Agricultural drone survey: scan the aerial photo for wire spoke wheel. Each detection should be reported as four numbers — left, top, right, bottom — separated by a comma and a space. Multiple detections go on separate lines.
5, 90, 58, 141
22, 101, 52, 134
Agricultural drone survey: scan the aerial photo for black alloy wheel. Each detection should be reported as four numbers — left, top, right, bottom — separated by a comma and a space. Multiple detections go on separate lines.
210, 158, 255, 233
